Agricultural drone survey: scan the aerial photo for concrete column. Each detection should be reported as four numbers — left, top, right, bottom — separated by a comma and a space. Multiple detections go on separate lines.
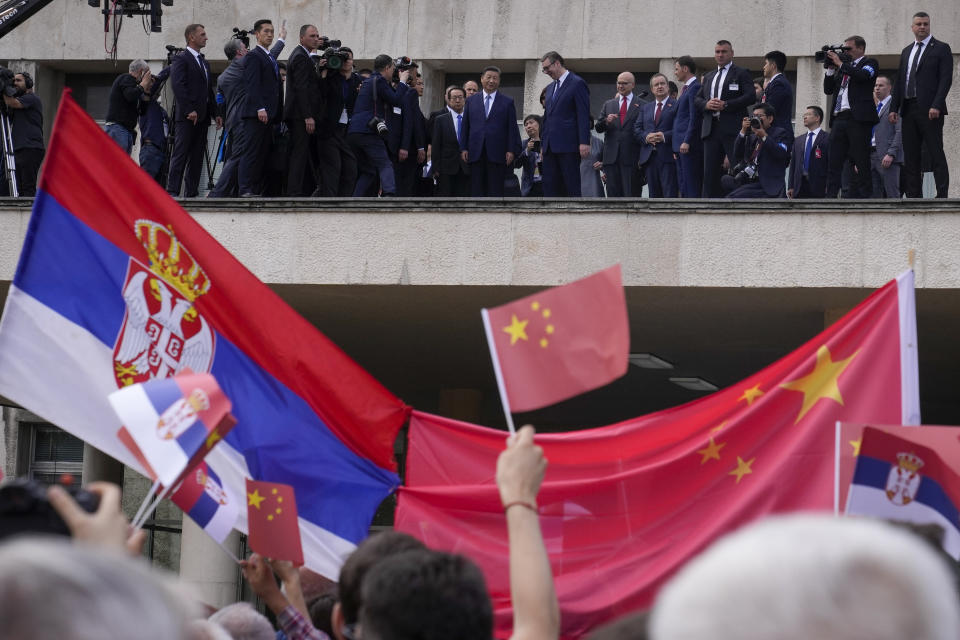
944, 54, 960, 197
794, 56, 829, 137
81, 443, 125, 485
179, 518, 242, 608
418, 60, 445, 116
658, 58, 675, 84
438, 389, 483, 423
522, 59, 550, 119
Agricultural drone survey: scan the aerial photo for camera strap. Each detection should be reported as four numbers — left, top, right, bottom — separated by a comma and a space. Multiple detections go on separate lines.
372, 73, 379, 119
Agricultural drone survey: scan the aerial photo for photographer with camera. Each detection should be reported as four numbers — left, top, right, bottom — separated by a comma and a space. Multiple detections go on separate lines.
2, 71, 44, 196
136, 65, 171, 186
347, 54, 412, 196
822, 35, 879, 198
284, 24, 324, 196
104, 59, 154, 156
721, 102, 791, 198
316, 46, 361, 196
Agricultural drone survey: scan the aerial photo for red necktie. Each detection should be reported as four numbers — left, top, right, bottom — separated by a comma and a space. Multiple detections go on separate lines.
654, 101, 662, 126
618, 97, 627, 125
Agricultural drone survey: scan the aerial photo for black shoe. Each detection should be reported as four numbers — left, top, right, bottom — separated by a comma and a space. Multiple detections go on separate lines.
239, 192, 258, 198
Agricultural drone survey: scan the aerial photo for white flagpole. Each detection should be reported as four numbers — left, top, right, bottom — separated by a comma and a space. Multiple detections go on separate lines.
481, 308, 516, 435
130, 479, 160, 529
132, 483, 174, 531
834, 421, 841, 516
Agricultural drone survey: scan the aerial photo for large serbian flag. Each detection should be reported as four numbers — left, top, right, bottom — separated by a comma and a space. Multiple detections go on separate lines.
0, 91, 409, 579
482, 265, 629, 413
397, 272, 919, 638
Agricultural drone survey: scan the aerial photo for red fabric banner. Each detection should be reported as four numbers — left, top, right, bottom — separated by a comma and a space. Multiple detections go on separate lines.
246, 479, 304, 566
398, 277, 907, 638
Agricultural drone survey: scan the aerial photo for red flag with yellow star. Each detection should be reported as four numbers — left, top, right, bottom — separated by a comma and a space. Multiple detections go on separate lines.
246, 479, 303, 566
482, 264, 629, 413
398, 272, 919, 639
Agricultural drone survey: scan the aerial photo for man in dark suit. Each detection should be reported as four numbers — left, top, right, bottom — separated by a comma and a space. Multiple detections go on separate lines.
823, 35, 878, 199
237, 19, 283, 197
788, 106, 830, 198
634, 74, 679, 198
872, 76, 903, 198
431, 85, 470, 197
724, 103, 791, 198
540, 51, 591, 196
396, 74, 427, 196
889, 12, 953, 198
316, 47, 361, 197
672, 55, 702, 198
595, 72, 644, 197
283, 24, 322, 196
761, 50, 794, 135
694, 40, 755, 197
459, 66, 521, 197
166, 24, 220, 197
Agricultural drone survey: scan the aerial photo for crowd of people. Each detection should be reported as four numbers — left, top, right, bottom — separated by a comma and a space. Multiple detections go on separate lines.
89, 12, 953, 200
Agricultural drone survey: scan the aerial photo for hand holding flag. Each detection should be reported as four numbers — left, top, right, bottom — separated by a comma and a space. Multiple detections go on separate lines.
246, 479, 303, 566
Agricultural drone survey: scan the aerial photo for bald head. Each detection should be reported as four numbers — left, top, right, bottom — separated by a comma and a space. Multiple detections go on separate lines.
616, 72, 635, 97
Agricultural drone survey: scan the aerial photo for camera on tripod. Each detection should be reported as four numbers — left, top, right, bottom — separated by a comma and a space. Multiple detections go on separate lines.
814, 44, 852, 68
164, 44, 184, 65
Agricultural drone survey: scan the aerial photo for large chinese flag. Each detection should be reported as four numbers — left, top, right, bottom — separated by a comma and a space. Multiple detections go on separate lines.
483, 265, 629, 412
397, 272, 919, 639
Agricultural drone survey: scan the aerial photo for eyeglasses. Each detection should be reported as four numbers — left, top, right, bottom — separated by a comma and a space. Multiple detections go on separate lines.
541, 60, 555, 73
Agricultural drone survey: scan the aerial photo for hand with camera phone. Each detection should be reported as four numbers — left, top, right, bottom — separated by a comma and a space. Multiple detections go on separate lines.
48, 481, 146, 556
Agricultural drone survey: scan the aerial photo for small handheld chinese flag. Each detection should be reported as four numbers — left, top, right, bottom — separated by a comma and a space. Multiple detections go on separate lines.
246, 479, 304, 566
482, 264, 629, 417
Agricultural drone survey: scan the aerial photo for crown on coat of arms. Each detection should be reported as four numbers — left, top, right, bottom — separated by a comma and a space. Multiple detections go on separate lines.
186, 388, 210, 413
896, 451, 924, 474
135, 220, 210, 302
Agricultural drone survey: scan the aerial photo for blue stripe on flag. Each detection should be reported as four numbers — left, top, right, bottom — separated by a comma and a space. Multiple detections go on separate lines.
853, 455, 960, 526
142, 377, 184, 416
851, 455, 889, 488
189, 491, 220, 528
175, 421, 211, 457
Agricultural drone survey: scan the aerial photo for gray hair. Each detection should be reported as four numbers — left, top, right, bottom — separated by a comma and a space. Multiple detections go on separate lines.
224, 37, 246, 61
650, 514, 960, 640
187, 619, 233, 640
0, 537, 197, 640
209, 602, 275, 640
129, 59, 150, 74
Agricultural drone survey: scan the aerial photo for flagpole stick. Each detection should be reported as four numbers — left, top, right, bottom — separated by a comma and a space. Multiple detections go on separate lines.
130, 479, 160, 530
215, 539, 241, 564
481, 308, 516, 435
833, 421, 841, 516
132, 483, 174, 531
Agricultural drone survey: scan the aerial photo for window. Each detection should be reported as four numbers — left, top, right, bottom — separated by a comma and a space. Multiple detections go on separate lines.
27, 424, 84, 485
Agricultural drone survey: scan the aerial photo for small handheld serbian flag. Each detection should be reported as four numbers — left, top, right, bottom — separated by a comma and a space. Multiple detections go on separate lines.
846, 427, 960, 558
171, 461, 240, 544
109, 372, 235, 487
246, 479, 304, 566
482, 265, 629, 418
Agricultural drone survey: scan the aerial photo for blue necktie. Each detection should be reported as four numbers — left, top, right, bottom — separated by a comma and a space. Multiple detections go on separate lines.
484, 94, 492, 118
456, 114, 462, 143
872, 101, 883, 147
803, 131, 814, 174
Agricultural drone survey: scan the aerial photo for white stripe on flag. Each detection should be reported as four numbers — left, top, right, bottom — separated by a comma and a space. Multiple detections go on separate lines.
109, 384, 189, 487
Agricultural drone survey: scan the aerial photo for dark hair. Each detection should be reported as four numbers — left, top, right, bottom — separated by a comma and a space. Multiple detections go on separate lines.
481, 65, 501, 76
764, 50, 787, 72
806, 105, 824, 122
913, 11, 930, 19
360, 549, 493, 640
337, 531, 425, 625
339, 46, 353, 56
358, 68, 373, 76
541, 51, 564, 67
224, 37, 244, 60
846, 35, 866, 50
668, 80, 678, 94
299, 24, 316, 38
445, 85, 464, 99
253, 19, 272, 33
277, 61, 286, 71
539, 85, 547, 105
373, 54, 393, 72
716, 39, 732, 48
307, 594, 337, 637
753, 76, 764, 87
752, 102, 775, 117
876, 74, 891, 85
184, 23, 203, 43
524, 113, 542, 127
650, 73, 668, 85
675, 55, 697, 74
17, 71, 33, 90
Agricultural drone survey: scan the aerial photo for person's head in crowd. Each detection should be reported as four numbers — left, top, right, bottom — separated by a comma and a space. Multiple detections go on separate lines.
801, 105, 823, 130
480, 66, 501, 96
463, 79, 479, 97
445, 85, 465, 113
649, 73, 669, 102
753, 77, 764, 100
373, 54, 393, 77
184, 23, 208, 51
524, 114, 542, 140
585, 610, 650, 640
358, 68, 373, 80
339, 47, 354, 75
299, 24, 320, 52
874, 75, 892, 104
539, 85, 547, 108
540, 51, 566, 81
845, 34, 867, 59
0, 538, 196, 640
13, 72, 33, 94
674, 56, 696, 84
359, 548, 493, 640
649, 514, 960, 640
616, 72, 635, 98
129, 58, 151, 82
333, 530, 426, 639
749, 102, 775, 130
307, 593, 338, 637
667, 80, 678, 100
253, 19, 274, 49
763, 50, 786, 80
714, 39, 734, 67
187, 619, 233, 640
209, 602, 275, 640
224, 36, 248, 61
414, 74, 424, 96
278, 61, 287, 83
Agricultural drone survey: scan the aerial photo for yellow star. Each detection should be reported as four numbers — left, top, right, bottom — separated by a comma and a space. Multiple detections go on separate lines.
502, 315, 529, 345
738, 385, 764, 406
729, 456, 756, 483
540, 338, 548, 348
850, 439, 862, 456
780, 345, 859, 424
205, 430, 221, 450
247, 489, 265, 509
697, 438, 726, 464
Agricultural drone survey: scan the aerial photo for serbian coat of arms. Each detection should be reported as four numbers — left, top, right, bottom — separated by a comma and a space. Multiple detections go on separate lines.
885, 451, 924, 506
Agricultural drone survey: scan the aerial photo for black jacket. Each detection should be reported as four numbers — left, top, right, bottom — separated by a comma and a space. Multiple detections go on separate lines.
695, 62, 755, 138
890, 37, 953, 116
823, 57, 879, 124
283, 45, 323, 122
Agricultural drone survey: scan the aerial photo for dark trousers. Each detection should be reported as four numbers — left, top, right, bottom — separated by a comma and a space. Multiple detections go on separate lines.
316, 128, 358, 197
394, 155, 420, 196
902, 100, 949, 198
542, 150, 581, 196
827, 114, 872, 199
469, 151, 506, 197
604, 162, 642, 197
209, 127, 242, 197
14, 147, 44, 197
166, 119, 209, 197
725, 181, 770, 199
237, 118, 271, 196
436, 170, 471, 197
349, 132, 395, 196
138, 143, 166, 186
645, 154, 679, 198
701, 126, 737, 197
794, 176, 822, 198
676, 147, 703, 197
286, 119, 316, 196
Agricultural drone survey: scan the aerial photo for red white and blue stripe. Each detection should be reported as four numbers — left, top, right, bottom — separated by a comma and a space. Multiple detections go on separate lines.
171, 461, 238, 544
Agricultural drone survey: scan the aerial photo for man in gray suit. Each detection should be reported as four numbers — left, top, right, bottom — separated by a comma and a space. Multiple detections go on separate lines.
595, 72, 646, 196
871, 76, 903, 198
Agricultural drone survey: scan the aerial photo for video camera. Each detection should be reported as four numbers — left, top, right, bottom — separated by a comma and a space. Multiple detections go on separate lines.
0, 477, 100, 541
164, 44, 184, 65
392, 56, 416, 84
318, 36, 349, 71
730, 161, 759, 186
815, 44, 852, 68
232, 27, 250, 49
